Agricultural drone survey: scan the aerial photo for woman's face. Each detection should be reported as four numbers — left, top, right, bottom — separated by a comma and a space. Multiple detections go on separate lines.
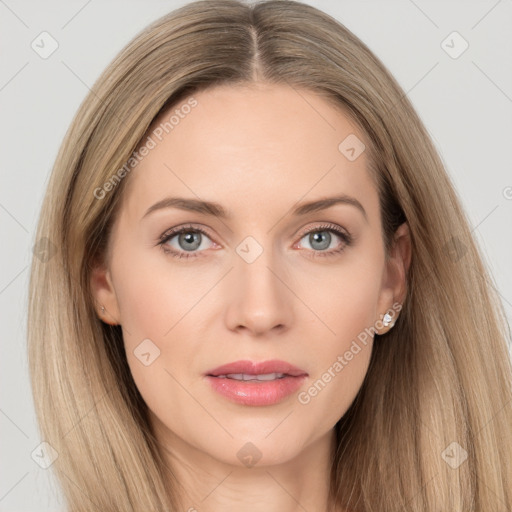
92, 82, 408, 469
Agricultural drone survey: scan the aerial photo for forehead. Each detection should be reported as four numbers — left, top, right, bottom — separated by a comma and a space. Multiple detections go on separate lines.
120, 83, 379, 224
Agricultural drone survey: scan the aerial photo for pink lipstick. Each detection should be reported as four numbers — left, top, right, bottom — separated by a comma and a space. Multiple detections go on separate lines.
204, 359, 308, 406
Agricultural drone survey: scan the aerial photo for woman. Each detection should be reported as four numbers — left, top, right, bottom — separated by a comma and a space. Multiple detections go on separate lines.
27, 0, 512, 510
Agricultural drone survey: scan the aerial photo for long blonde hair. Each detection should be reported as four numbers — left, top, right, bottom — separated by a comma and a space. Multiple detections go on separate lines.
27, 1, 512, 510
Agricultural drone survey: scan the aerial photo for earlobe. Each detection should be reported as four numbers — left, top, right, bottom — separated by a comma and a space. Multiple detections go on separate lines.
90, 263, 121, 325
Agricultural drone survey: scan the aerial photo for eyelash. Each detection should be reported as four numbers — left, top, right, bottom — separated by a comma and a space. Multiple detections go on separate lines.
158, 223, 353, 260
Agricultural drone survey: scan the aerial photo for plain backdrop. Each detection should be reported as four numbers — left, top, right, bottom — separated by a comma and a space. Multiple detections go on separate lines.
1, 0, 511, 509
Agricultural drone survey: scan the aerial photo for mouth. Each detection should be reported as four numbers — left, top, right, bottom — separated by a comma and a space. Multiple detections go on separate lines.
205, 359, 308, 378
204, 359, 308, 406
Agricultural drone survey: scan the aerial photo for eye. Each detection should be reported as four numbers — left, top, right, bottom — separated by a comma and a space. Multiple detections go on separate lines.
158, 224, 216, 260
294, 223, 352, 258
158, 222, 353, 261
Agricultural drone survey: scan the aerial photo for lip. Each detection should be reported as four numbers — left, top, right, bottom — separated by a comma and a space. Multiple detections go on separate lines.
204, 359, 308, 406
205, 359, 308, 377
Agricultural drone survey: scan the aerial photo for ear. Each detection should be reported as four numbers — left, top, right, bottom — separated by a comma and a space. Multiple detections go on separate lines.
375, 222, 411, 332
90, 260, 121, 326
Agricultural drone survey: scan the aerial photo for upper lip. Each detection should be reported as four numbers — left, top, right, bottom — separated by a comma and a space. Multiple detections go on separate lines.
206, 359, 308, 377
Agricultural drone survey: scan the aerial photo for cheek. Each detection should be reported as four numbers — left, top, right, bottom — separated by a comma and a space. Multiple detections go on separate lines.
110, 246, 210, 411
296, 294, 375, 430
304, 250, 384, 348
111, 242, 208, 341
296, 255, 384, 424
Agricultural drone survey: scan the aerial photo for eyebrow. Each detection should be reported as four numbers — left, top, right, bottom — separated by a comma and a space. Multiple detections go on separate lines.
142, 194, 368, 222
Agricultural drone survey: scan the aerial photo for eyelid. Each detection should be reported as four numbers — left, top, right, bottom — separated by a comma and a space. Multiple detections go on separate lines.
295, 221, 350, 240
158, 223, 215, 243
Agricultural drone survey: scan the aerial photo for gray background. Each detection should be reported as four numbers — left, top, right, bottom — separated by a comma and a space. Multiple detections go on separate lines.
1, 0, 511, 509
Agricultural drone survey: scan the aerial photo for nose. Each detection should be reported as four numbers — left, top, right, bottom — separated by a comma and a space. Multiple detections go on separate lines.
223, 243, 295, 337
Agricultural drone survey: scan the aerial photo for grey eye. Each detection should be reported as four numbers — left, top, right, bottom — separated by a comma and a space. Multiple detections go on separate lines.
300, 230, 336, 251
177, 232, 202, 251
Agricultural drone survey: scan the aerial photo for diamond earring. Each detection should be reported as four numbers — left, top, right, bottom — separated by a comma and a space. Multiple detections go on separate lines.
382, 312, 393, 327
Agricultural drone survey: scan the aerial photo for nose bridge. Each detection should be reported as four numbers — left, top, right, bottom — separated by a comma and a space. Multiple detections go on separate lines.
225, 233, 294, 334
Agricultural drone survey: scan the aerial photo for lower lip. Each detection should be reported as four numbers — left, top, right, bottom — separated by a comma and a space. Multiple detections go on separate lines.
205, 375, 307, 406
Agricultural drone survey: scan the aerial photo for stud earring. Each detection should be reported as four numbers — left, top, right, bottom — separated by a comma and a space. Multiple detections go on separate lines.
382, 312, 393, 327
101, 305, 105, 314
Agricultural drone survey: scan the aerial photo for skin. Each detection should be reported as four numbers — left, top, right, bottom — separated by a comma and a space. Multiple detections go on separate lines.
91, 82, 411, 512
